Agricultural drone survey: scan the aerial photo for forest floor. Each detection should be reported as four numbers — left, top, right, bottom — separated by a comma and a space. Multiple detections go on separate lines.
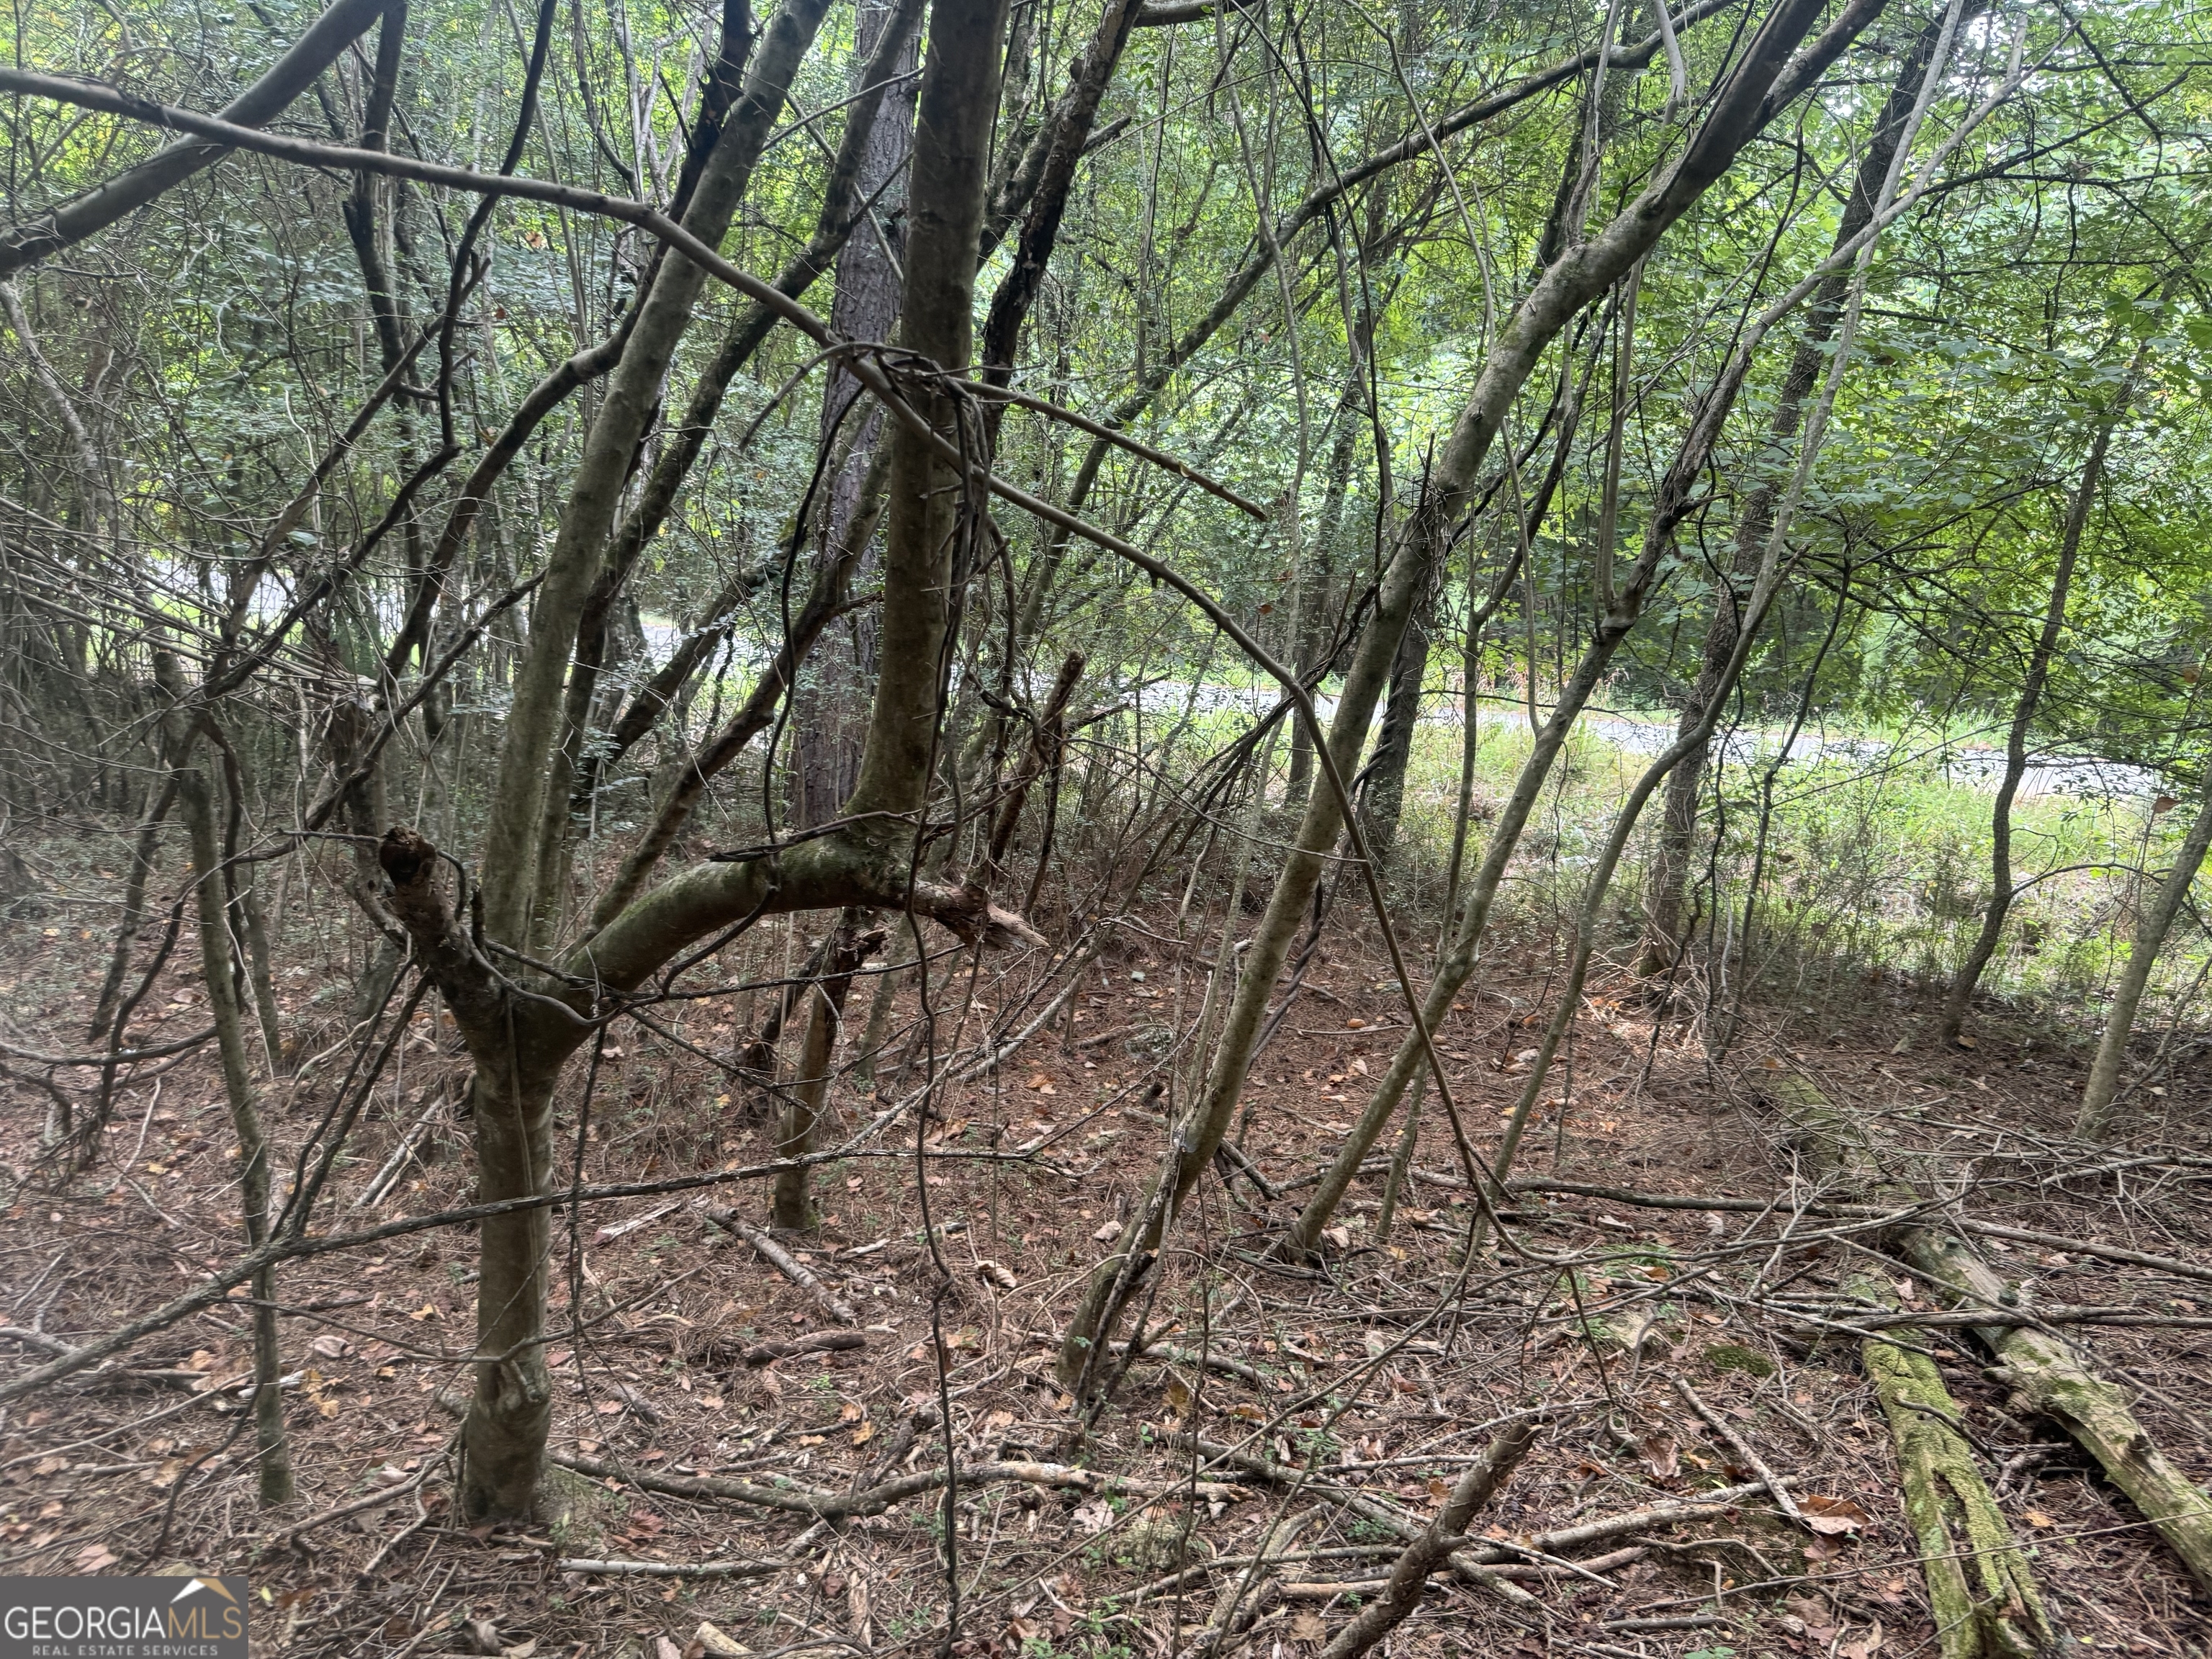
1, 909, 2208, 1659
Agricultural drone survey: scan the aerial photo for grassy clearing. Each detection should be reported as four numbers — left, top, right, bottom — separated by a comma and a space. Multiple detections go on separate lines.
1376, 695, 2206, 1046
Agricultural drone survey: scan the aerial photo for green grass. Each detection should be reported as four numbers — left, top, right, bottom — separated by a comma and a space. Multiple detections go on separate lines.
1372, 695, 2204, 1042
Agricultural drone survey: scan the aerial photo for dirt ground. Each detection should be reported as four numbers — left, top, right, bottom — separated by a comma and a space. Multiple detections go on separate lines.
2, 908, 2208, 1659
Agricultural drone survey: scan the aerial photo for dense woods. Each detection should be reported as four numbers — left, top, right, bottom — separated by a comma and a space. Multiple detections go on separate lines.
1, 0, 2210, 1650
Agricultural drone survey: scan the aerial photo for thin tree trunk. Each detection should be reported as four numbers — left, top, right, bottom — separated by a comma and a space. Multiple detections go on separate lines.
1056, 0, 1882, 1372
2077, 786, 2212, 1138
1285, 379, 1364, 809
1357, 601, 1431, 863
89, 773, 177, 1041
772, 914, 881, 1229
1940, 354, 2143, 1045
178, 759, 294, 1506
1640, 10, 1949, 976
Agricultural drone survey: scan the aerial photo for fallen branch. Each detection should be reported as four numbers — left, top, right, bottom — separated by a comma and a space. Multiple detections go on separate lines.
554, 1557, 786, 1578
700, 1205, 858, 1325
1172, 1434, 1543, 1610
1671, 1377, 1804, 1527
1497, 1175, 2212, 1289
1318, 1420, 1540, 1659
740, 1330, 865, 1366
554, 1452, 1246, 1521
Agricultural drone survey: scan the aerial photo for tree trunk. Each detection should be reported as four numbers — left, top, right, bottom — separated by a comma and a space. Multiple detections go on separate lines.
1057, 0, 1884, 1375
89, 773, 177, 1040
179, 760, 294, 1506
795, 0, 917, 831
1357, 602, 1431, 863
1939, 377, 2135, 1045
457, 1052, 563, 1521
772, 914, 882, 1229
2077, 785, 2212, 1138
1640, 11, 1949, 977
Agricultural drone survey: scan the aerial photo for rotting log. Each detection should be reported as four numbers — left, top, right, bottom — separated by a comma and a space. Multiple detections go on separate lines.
1899, 1225, 2212, 1595
1766, 1069, 2212, 1597
1848, 1268, 2057, 1659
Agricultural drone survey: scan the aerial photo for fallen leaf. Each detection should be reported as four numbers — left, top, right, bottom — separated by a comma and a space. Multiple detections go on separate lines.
1291, 1612, 1326, 1640
1639, 1434, 1680, 1480
73, 1545, 117, 1573
1802, 1494, 1871, 1535
310, 1334, 349, 1359
2023, 1508, 2055, 1529
851, 1420, 876, 1447
1071, 1496, 1113, 1534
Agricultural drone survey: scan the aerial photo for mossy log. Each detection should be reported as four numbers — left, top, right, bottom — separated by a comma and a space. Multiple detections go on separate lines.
1851, 1269, 2056, 1659
1766, 1070, 2212, 1596
1895, 1224, 2212, 1593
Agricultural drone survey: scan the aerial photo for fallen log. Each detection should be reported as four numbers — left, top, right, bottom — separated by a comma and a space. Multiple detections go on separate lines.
1766, 1070, 2212, 1599
698, 1204, 858, 1326
1848, 1268, 2056, 1659
739, 1329, 864, 1367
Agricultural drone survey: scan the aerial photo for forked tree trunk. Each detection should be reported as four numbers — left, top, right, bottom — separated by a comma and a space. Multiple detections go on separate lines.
480, 0, 838, 951
2077, 784, 2212, 1138
380, 0, 1021, 1527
